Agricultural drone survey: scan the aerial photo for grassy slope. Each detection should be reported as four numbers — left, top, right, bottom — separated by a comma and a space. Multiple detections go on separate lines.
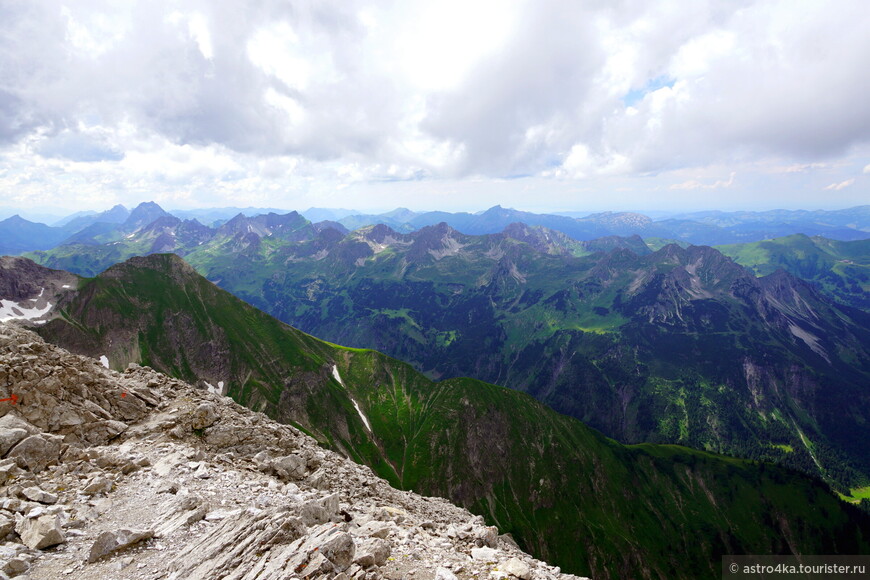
181, 231, 870, 492
35, 253, 870, 579
716, 234, 870, 312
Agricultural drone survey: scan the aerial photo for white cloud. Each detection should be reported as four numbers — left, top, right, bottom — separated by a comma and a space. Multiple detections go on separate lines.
1, 0, 870, 213
824, 178, 855, 191
781, 162, 830, 173
393, 0, 519, 91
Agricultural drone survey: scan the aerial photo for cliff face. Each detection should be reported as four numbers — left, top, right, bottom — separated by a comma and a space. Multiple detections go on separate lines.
0, 258, 78, 309
0, 322, 576, 580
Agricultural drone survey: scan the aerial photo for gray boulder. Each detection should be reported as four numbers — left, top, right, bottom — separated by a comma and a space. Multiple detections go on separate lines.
191, 403, 218, 430
15, 513, 66, 550
21, 486, 58, 504
272, 454, 306, 481
6, 434, 63, 472
0, 428, 28, 458
87, 528, 154, 563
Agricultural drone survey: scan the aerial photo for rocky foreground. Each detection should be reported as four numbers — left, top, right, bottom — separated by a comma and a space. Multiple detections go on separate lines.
0, 322, 586, 580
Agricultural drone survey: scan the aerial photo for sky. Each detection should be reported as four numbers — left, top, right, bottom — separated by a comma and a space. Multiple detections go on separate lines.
1, 0, 869, 218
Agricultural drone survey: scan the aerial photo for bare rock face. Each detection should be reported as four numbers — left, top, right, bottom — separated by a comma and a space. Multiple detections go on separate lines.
0, 322, 587, 580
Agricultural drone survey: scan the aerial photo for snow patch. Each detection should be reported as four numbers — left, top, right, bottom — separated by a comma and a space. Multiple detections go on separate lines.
99, 355, 110, 369
352, 398, 372, 433
62, 285, 71, 289
332, 365, 372, 433
0, 297, 53, 322
205, 380, 227, 396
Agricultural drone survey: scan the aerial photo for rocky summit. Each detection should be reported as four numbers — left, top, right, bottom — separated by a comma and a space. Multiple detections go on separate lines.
0, 322, 582, 580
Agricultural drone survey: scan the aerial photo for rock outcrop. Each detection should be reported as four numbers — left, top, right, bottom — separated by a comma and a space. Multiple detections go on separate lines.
0, 321, 584, 580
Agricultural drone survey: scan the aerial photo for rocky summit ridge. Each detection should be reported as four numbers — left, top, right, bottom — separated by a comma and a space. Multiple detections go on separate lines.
0, 322, 581, 580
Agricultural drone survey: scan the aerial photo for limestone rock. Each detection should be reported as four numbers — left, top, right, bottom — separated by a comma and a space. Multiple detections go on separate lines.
319, 528, 355, 571
0, 413, 38, 437
82, 476, 112, 496
191, 403, 218, 430
435, 567, 459, 580
471, 546, 499, 563
272, 454, 307, 481
15, 514, 65, 550
354, 537, 390, 568
21, 487, 57, 505
0, 428, 28, 458
87, 528, 154, 563
300, 492, 339, 526
1, 556, 30, 577
0, 513, 14, 537
6, 434, 62, 472
354, 520, 396, 539
0, 459, 19, 482
503, 557, 532, 580
477, 525, 498, 548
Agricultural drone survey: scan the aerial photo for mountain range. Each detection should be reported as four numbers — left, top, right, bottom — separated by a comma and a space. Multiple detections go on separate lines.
21, 206, 870, 494
3, 202, 868, 257
1, 254, 869, 579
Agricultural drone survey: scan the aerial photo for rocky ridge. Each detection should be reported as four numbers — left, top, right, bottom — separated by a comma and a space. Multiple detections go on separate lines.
0, 322, 583, 580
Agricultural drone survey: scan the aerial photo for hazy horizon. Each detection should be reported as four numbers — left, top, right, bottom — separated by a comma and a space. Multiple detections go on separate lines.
2, 200, 868, 228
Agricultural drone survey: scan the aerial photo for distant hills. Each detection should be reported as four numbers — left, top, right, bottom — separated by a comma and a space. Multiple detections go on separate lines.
3, 254, 868, 578
2, 201, 868, 257
718, 234, 870, 312
317, 204, 870, 245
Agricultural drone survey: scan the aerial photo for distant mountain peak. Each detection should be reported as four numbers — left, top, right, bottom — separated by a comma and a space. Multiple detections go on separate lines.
123, 201, 169, 231
361, 222, 401, 242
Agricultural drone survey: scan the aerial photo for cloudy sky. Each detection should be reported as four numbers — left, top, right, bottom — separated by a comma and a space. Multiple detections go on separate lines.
1, 0, 869, 217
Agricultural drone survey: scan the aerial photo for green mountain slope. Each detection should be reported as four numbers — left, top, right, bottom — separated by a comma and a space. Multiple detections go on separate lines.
171, 223, 870, 492
28, 220, 870, 495
716, 234, 870, 312
8, 254, 866, 579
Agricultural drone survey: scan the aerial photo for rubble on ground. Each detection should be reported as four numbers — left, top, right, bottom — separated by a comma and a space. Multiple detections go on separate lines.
0, 322, 587, 580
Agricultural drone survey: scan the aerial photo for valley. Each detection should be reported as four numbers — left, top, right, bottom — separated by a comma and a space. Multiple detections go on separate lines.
21, 205, 870, 496
1, 254, 869, 578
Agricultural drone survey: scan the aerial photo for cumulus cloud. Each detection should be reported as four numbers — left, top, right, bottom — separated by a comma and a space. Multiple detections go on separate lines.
1, 0, 869, 212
